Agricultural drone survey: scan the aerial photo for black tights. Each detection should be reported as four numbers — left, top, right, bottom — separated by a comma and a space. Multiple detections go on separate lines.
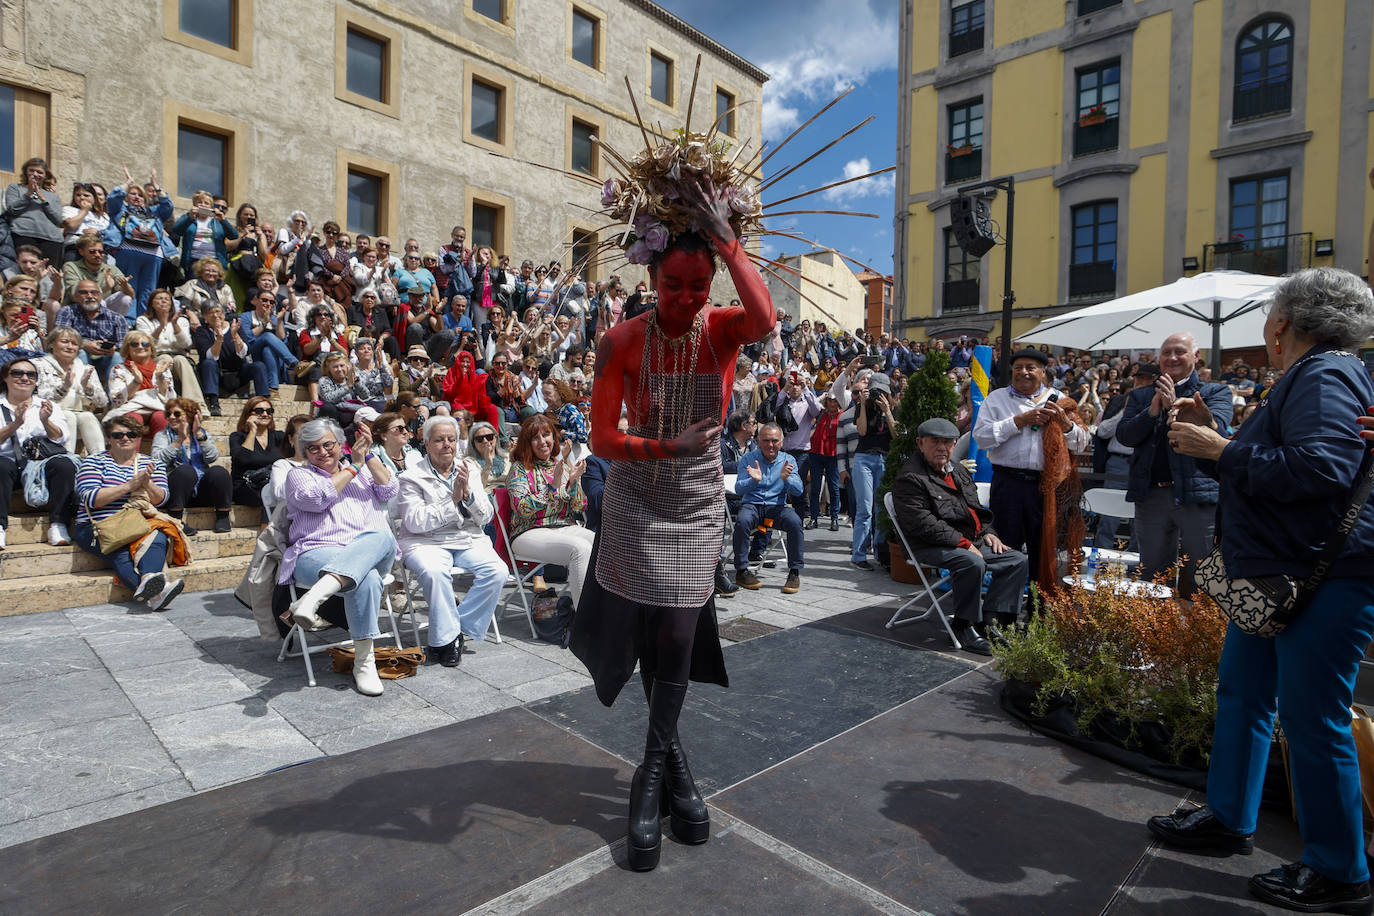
645, 605, 701, 685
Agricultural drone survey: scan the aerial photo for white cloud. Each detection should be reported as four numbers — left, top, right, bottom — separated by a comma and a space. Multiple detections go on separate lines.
757, 0, 898, 141
822, 157, 896, 203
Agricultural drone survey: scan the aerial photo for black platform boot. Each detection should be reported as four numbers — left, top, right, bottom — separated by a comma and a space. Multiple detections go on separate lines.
640, 670, 710, 843
628, 677, 698, 870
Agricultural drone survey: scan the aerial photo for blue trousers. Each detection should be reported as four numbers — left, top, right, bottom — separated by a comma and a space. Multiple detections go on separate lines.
850, 452, 885, 562
247, 334, 298, 387
112, 247, 162, 321
74, 520, 166, 591
733, 503, 803, 572
292, 529, 396, 640
808, 453, 841, 522
200, 354, 271, 398
1207, 577, 1374, 883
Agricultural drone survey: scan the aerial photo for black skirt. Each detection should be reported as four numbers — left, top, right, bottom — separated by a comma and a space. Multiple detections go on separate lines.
569, 532, 729, 707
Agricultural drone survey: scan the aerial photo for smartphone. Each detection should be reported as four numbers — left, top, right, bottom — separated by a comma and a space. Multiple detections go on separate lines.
1046, 391, 1060, 404
100, 339, 116, 350
860, 355, 883, 369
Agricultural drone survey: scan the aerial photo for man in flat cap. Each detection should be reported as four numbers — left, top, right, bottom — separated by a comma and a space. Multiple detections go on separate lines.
892, 417, 1028, 655
972, 347, 1092, 580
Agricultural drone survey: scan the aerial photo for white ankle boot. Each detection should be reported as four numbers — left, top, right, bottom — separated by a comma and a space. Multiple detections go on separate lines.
290, 576, 343, 630
352, 638, 383, 696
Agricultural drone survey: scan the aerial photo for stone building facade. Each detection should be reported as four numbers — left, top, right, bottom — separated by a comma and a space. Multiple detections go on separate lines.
763, 249, 868, 333
1, 0, 765, 290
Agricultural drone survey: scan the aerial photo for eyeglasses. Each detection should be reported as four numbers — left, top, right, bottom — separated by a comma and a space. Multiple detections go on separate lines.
129, 342, 152, 349
472, 434, 495, 443
108, 431, 140, 441
492, 361, 508, 368
409, 357, 430, 365
305, 441, 340, 455
251, 407, 275, 416
169, 411, 186, 419
6, 368, 37, 379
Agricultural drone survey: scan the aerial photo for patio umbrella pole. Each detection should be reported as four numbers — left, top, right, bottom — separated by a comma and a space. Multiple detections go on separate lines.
1211, 298, 1222, 375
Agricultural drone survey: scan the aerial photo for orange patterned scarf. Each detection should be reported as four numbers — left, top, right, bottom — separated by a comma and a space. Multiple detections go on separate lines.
1038, 397, 1087, 593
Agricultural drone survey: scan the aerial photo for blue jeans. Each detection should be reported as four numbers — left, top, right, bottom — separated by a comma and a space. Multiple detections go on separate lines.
808, 454, 840, 522
291, 529, 396, 640
1207, 577, 1374, 884
201, 354, 271, 398
74, 519, 166, 591
403, 540, 508, 646
733, 503, 804, 571
247, 333, 298, 387
112, 247, 162, 321
850, 452, 885, 562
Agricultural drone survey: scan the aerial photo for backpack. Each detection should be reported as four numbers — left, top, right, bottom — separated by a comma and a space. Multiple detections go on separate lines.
531, 592, 575, 647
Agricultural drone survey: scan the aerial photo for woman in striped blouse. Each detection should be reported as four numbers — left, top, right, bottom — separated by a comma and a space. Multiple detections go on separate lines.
508, 414, 592, 604
74, 413, 184, 611
278, 417, 398, 697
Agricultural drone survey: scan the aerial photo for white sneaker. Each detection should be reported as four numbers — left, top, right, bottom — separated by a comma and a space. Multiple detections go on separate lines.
0, 527, 6, 551
47, 522, 71, 547
148, 579, 184, 612
132, 572, 165, 602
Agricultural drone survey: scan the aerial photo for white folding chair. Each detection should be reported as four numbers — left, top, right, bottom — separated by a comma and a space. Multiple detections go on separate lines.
492, 488, 543, 640
276, 573, 403, 687
1081, 487, 1141, 568
881, 492, 964, 650
398, 561, 504, 646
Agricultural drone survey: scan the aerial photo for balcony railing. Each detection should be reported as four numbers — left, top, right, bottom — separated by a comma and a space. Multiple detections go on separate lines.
1073, 115, 1119, 157
1069, 261, 1117, 300
945, 147, 982, 184
1077, 0, 1121, 14
943, 279, 980, 314
1234, 80, 1292, 122
1203, 232, 1311, 276
948, 26, 983, 57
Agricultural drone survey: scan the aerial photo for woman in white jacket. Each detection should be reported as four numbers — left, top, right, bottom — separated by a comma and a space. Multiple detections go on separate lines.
397, 415, 508, 667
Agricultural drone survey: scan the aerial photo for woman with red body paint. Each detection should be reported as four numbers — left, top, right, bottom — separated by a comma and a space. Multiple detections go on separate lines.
568, 178, 776, 871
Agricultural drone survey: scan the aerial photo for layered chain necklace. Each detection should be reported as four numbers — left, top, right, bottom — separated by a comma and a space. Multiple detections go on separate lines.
634, 310, 706, 444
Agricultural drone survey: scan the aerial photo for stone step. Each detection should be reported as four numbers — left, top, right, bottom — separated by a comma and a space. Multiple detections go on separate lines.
0, 555, 249, 616
0, 527, 257, 578
4, 505, 262, 546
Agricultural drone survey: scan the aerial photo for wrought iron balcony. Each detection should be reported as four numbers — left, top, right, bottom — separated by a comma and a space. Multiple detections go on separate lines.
948, 25, 983, 58
1073, 115, 1119, 157
1203, 232, 1311, 276
943, 279, 980, 314
1233, 80, 1292, 122
945, 147, 982, 184
1069, 261, 1116, 300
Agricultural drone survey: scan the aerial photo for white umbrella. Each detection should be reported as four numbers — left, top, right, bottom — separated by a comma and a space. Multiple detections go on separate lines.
1016, 270, 1280, 367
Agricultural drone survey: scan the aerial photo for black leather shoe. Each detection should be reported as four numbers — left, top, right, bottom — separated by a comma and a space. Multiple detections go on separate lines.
954, 626, 993, 657
829, 518, 839, 532
803, 518, 818, 530
714, 561, 738, 597
1249, 863, 1372, 914
1147, 804, 1253, 854
433, 635, 463, 667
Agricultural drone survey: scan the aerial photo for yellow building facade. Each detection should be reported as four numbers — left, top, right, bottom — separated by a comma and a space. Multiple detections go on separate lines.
894, 0, 1373, 347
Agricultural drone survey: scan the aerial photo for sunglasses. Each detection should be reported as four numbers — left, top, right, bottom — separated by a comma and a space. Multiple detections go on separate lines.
251, 406, 275, 416
473, 433, 496, 443
129, 341, 152, 349
6, 368, 37, 379
169, 411, 188, 419
108, 431, 140, 441
409, 357, 431, 364
492, 362, 508, 368
386, 425, 407, 434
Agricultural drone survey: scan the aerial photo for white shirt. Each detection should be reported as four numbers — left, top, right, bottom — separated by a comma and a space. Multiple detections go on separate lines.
0, 395, 72, 460
971, 384, 1091, 471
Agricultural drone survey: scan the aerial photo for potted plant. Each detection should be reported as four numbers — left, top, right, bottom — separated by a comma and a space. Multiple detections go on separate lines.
1213, 233, 1247, 254
1077, 103, 1109, 127
947, 143, 975, 158
877, 348, 959, 584
994, 570, 1228, 768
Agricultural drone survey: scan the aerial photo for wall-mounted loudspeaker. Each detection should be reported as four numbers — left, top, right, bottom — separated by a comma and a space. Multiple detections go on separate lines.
950, 195, 996, 258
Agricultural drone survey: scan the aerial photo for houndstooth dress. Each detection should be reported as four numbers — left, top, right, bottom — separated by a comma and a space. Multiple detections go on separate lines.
594, 370, 726, 608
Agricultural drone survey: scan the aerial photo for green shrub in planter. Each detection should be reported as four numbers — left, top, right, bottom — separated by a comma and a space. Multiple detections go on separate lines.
876, 349, 959, 536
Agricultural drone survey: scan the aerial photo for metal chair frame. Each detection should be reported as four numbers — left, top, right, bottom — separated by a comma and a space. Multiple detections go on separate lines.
882, 492, 964, 651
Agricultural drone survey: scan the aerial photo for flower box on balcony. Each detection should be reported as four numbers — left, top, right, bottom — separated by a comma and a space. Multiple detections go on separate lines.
947, 144, 975, 158
1077, 112, 1107, 127
1212, 241, 1245, 254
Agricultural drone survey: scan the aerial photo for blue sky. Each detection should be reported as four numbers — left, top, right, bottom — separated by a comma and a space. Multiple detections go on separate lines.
655, 0, 899, 277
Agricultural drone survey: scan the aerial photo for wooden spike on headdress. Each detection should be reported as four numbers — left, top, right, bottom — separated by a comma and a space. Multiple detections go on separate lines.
764, 209, 880, 219
483, 151, 602, 186
761, 165, 896, 210
685, 55, 702, 134
758, 85, 856, 170
761, 117, 875, 192
760, 228, 887, 276
623, 75, 655, 153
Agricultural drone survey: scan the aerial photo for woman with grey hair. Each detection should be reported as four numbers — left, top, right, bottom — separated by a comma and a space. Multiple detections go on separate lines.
278, 416, 398, 696
397, 414, 507, 666
1149, 267, 1374, 912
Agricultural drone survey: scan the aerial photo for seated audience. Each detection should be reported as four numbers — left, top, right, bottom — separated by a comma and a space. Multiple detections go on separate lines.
240, 287, 299, 391
107, 330, 172, 433
229, 396, 282, 508
890, 418, 1029, 656
543, 377, 586, 461
74, 413, 184, 609
174, 257, 236, 319
135, 288, 206, 411
507, 414, 593, 604
55, 278, 126, 384
0, 356, 77, 548
468, 419, 509, 490
264, 413, 310, 515
195, 302, 270, 410
732, 422, 805, 594
297, 305, 349, 402
368, 410, 421, 484
152, 398, 232, 535
60, 234, 133, 314
279, 418, 398, 697
398, 415, 508, 666
35, 326, 108, 454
